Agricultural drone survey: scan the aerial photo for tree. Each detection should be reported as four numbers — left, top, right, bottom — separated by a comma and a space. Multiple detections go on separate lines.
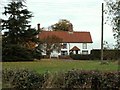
1, 0, 41, 61
50, 19, 73, 31
105, 0, 120, 49
41, 35, 62, 57
1, 0, 40, 46
103, 41, 110, 49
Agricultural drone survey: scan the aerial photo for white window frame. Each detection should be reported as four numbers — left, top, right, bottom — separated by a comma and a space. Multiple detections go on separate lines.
82, 43, 87, 49
61, 51, 68, 55
82, 50, 88, 54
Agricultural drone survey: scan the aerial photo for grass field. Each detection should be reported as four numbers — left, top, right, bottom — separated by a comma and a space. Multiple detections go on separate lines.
2, 59, 119, 74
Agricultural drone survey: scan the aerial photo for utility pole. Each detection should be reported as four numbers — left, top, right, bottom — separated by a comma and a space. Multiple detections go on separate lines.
101, 3, 104, 61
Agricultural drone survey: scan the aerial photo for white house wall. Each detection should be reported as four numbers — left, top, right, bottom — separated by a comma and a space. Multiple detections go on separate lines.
43, 43, 92, 57
68, 43, 92, 55
60, 43, 93, 55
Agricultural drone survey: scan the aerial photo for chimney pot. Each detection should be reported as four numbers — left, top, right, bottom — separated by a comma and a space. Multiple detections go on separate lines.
37, 23, 40, 30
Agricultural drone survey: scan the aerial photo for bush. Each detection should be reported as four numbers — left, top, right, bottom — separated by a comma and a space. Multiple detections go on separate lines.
52, 70, 120, 89
91, 49, 120, 60
70, 54, 92, 60
2, 44, 34, 62
32, 49, 42, 60
2, 69, 120, 89
91, 49, 101, 60
2, 69, 45, 89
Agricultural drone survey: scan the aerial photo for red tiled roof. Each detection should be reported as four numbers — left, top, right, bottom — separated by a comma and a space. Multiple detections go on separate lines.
38, 31, 93, 43
70, 46, 80, 51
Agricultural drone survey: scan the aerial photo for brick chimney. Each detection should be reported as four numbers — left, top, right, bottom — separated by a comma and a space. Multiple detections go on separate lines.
37, 23, 40, 30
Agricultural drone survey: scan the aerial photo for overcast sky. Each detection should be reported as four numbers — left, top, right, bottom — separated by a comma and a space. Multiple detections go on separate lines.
0, 0, 116, 49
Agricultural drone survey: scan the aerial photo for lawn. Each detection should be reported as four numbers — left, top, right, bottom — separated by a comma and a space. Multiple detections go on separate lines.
2, 59, 119, 74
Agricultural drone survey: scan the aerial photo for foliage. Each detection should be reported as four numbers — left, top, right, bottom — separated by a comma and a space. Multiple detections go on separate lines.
2, 44, 33, 62
105, 0, 120, 49
1, 0, 41, 61
41, 35, 62, 56
2, 69, 45, 89
91, 49, 101, 60
2, 0, 32, 45
2, 69, 120, 89
91, 49, 120, 60
51, 70, 120, 89
103, 41, 110, 49
32, 44, 42, 60
70, 54, 92, 60
50, 19, 73, 31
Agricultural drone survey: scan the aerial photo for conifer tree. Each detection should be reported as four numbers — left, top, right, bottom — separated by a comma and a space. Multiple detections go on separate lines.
2, 0, 41, 61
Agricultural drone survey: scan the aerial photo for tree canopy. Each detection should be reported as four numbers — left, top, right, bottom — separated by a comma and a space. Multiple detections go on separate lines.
105, 0, 120, 49
1, 0, 41, 61
2, 0, 40, 46
50, 19, 73, 31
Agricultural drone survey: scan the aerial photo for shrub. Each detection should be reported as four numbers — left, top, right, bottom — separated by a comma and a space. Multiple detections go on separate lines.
2, 69, 120, 89
101, 72, 120, 89
51, 70, 120, 89
32, 49, 42, 60
2, 69, 45, 89
90, 49, 101, 60
2, 44, 34, 62
70, 54, 92, 60
91, 49, 120, 60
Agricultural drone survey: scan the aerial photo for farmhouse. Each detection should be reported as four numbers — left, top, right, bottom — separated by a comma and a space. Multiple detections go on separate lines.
39, 30, 93, 58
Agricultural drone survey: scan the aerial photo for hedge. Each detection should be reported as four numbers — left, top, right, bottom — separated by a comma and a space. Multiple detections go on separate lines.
2, 69, 45, 89
70, 49, 120, 60
2, 69, 120, 89
91, 49, 120, 60
70, 54, 92, 60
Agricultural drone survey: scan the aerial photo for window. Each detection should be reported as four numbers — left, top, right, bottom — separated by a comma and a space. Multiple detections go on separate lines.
82, 50, 88, 54
62, 43, 67, 49
61, 51, 68, 55
82, 43, 87, 49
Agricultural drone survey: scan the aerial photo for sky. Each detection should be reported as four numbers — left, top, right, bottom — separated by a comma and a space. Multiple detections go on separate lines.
0, 0, 116, 49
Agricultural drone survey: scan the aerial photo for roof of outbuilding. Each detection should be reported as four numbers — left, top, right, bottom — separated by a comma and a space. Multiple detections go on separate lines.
38, 31, 93, 43
70, 46, 80, 51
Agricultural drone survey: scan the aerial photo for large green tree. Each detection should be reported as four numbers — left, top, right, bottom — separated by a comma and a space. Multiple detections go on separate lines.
50, 19, 73, 31
105, 0, 120, 49
2, 0, 39, 46
1, 0, 41, 61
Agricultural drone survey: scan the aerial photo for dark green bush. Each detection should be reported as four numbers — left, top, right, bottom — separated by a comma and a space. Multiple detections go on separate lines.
2, 44, 34, 62
32, 49, 42, 60
101, 72, 120, 89
70, 54, 92, 60
2, 69, 120, 89
91, 49, 120, 60
52, 70, 120, 89
91, 49, 101, 60
2, 69, 45, 89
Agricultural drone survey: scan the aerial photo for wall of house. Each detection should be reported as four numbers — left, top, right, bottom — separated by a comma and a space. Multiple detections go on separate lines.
42, 43, 93, 57
60, 43, 93, 55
